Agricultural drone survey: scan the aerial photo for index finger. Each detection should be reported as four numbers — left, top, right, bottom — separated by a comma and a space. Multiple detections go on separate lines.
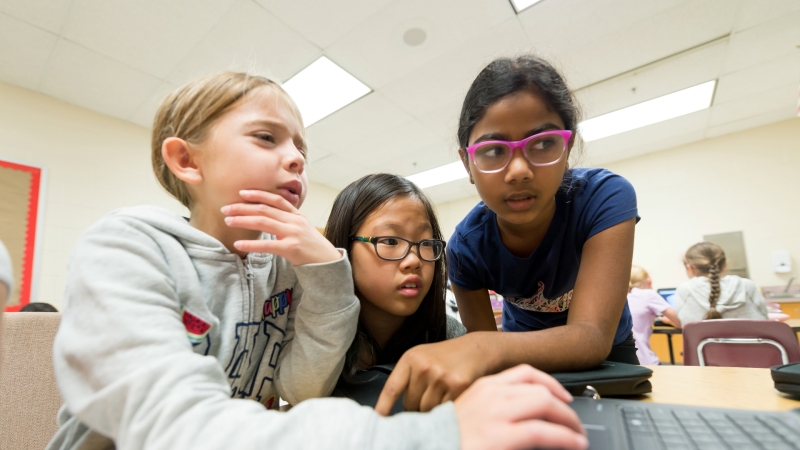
375, 361, 411, 416
487, 364, 573, 403
238, 189, 298, 213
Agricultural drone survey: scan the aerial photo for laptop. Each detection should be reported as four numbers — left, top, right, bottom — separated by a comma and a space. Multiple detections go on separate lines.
657, 288, 677, 308
571, 396, 800, 449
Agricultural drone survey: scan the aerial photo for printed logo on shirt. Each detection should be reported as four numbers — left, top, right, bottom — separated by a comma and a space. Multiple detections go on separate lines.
182, 308, 212, 344
263, 288, 293, 319
505, 282, 573, 313
265, 395, 276, 409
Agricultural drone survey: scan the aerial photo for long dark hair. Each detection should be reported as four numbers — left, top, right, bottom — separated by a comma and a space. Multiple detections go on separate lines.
324, 173, 447, 380
457, 55, 583, 191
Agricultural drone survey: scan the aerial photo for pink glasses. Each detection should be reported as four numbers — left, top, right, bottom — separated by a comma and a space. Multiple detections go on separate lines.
465, 130, 572, 173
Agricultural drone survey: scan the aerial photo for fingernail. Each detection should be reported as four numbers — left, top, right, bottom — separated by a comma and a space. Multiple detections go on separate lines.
577, 434, 588, 448
240, 190, 253, 196
224, 217, 233, 224
220, 205, 230, 214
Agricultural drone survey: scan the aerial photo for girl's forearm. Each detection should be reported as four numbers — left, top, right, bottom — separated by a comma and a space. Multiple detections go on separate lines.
474, 323, 613, 374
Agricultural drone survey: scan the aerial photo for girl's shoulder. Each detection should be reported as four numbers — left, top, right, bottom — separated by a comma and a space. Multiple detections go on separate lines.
445, 315, 467, 339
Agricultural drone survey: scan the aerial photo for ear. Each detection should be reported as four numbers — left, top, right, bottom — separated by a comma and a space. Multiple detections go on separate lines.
162, 137, 202, 185
458, 149, 474, 184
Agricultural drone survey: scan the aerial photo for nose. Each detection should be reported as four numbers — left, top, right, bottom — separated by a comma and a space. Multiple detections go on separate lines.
399, 244, 423, 270
282, 143, 305, 174
504, 147, 533, 183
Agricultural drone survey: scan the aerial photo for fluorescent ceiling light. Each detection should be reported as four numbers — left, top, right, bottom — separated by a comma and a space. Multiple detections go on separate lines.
282, 56, 371, 126
579, 80, 716, 142
510, 0, 544, 13
406, 161, 468, 189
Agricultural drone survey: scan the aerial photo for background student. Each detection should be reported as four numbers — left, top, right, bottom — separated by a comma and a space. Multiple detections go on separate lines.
627, 265, 680, 365
324, 173, 465, 381
676, 241, 768, 324
378, 54, 639, 415
47, 70, 587, 450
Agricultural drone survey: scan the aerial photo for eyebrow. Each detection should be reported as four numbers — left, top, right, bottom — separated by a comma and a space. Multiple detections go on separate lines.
371, 222, 433, 234
472, 123, 562, 144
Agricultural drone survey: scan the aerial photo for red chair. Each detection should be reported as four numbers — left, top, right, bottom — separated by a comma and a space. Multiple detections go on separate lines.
683, 319, 800, 367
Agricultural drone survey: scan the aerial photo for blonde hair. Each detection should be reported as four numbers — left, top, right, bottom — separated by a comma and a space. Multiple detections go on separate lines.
629, 265, 649, 292
151, 71, 302, 209
684, 241, 727, 320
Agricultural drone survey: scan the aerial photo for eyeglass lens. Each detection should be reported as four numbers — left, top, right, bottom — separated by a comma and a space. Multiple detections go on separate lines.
473, 133, 566, 172
374, 237, 443, 261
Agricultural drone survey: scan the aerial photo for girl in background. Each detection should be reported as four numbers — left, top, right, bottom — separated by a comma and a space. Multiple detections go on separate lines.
676, 242, 767, 324
324, 173, 465, 379
377, 55, 639, 414
627, 266, 680, 365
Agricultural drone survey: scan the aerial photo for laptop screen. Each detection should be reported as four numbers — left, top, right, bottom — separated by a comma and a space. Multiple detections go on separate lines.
657, 288, 676, 307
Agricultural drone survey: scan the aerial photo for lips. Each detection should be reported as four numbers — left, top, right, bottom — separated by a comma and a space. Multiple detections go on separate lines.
504, 191, 536, 211
278, 180, 303, 206
398, 276, 422, 297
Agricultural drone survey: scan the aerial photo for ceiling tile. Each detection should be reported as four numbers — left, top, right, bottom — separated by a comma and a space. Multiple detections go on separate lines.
420, 177, 476, 205
0, 0, 74, 34
380, 16, 532, 120
0, 13, 58, 90
714, 55, 800, 105
734, 0, 800, 32
38, 39, 162, 120
708, 82, 798, 127
325, 0, 513, 88
705, 109, 795, 139
364, 140, 459, 178
127, 81, 179, 128
518, 0, 672, 60
254, 0, 395, 49
332, 119, 443, 167
166, 0, 320, 86
305, 91, 415, 155
562, 0, 736, 88
62, 0, 238, 79
724, 9, 800, 74
575, 39, 727, 119
305, 154, 371, 189
415, 100, 462, 145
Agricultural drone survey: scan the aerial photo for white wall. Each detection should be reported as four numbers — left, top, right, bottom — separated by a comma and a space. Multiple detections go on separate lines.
605, 117, 800, 290
0, 81, 338, 310
435, 118, 800, 291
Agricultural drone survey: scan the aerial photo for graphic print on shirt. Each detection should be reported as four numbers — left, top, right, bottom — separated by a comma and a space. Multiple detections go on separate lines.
225, 288, 293, 403
182, 308, 212, 343
505, 282, 573, 312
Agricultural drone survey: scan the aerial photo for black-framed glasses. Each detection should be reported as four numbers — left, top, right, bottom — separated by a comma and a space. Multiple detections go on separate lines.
351, 236, 445, 262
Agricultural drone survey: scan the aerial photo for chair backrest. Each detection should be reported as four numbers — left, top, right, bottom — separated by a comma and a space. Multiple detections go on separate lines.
0, 312, 62, 450
683, 319, 800, 367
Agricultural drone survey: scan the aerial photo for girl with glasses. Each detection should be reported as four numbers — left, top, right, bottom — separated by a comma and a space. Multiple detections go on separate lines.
324, 173, 465, 379
376, 55, 640, 415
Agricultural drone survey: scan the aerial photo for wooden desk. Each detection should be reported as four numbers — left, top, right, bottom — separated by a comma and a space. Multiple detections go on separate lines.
641, 365, 800, 411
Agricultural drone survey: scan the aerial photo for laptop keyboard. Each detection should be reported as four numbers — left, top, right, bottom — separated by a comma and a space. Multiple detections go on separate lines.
621, 406, 800, 449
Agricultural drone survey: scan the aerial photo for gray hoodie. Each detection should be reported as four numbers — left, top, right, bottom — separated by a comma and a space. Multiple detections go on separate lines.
47, 206, 459, 450
675, 275, 768, 325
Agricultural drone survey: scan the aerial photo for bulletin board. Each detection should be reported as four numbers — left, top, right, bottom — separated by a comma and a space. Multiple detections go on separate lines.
1, 159, 46, 312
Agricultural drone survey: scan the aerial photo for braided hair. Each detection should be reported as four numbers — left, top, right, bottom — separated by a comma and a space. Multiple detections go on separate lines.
684, 242, 727, 320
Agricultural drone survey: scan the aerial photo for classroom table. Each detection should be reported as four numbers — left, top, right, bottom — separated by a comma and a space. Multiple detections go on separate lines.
641, 365, 800, 411
652, 319, 800, 365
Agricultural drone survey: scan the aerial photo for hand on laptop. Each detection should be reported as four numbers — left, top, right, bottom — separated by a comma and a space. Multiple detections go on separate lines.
455, 365, 587, 450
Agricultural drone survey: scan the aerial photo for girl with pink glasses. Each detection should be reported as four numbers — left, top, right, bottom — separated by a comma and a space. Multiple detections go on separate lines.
377, 55, 639, 415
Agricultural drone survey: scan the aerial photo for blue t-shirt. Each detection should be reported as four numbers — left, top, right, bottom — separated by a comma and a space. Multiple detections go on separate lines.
447, 168, 638, 346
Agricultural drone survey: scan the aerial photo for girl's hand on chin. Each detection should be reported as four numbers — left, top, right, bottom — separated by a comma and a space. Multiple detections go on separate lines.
221, 189, 341, 266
